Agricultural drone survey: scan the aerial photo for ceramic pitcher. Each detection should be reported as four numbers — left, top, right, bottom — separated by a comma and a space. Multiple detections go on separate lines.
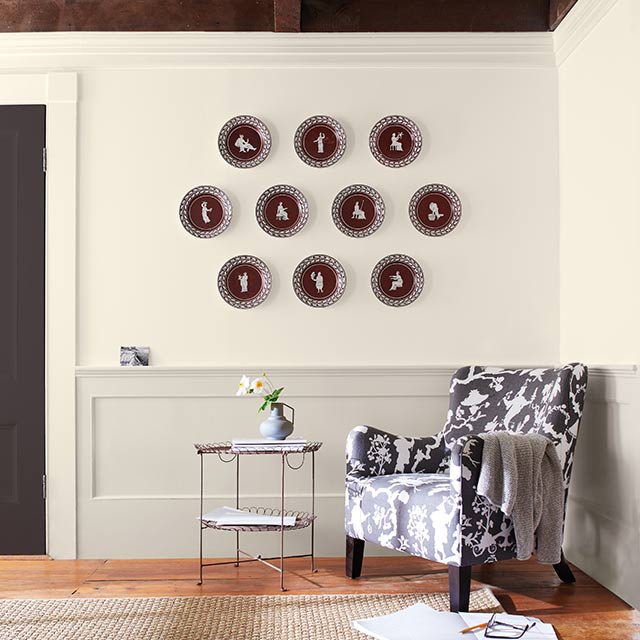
259, 402, 295, 440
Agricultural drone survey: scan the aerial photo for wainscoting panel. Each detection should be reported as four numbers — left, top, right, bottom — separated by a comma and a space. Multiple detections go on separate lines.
76, 367, 454, 559
564, 366, 640, 609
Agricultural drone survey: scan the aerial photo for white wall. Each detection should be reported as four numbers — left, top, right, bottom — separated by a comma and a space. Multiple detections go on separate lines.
558, 0, 640, 609
558, 0, 639, 365
76, 64, 559, 367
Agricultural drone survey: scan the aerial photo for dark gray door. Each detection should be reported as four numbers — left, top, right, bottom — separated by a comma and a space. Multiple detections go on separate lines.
0, 105, 46, 554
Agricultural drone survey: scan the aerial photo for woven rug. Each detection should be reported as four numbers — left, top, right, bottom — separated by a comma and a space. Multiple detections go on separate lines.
0, 589, 501, 640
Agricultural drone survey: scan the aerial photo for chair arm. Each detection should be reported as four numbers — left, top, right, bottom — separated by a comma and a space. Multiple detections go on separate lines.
346, 425, 449, 481
449, 434, 484, 498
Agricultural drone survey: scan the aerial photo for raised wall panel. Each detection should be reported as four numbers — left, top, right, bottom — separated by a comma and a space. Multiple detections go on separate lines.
76, 366, 453, 558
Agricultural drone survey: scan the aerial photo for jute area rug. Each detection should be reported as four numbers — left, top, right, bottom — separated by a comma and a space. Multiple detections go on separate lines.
0, 589, 501, 640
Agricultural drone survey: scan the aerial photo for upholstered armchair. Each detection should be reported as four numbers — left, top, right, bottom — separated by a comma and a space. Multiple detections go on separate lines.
345, 364, 588, 611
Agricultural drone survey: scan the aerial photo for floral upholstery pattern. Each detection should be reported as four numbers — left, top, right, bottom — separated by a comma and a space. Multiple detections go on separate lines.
345, 364, 588, 567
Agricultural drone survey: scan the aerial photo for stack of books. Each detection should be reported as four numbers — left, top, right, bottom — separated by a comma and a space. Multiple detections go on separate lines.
231, 438, 308, 452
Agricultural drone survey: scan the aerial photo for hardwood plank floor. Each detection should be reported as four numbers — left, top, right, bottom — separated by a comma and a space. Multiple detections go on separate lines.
0, 556, 637, 639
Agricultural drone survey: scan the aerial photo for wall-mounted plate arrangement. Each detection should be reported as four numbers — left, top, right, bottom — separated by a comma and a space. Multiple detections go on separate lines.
294, 115, 347, 168
179, 185, 232, 238
369, 115, 422, 168
371, 254, 424, 307
256, 184, 309, 238
217, 255, 272, 309
332, 184, 385, 238
218, 115, 272, 168
409, 183, 462, 237
293, 254, 346, 308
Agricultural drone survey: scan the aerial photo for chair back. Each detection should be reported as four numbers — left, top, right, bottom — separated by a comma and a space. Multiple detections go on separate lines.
442, 363, 588, 489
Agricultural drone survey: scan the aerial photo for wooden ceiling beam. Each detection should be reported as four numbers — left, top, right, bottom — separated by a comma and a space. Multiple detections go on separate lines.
549, 0, 579, 30
274, 0, 301, 32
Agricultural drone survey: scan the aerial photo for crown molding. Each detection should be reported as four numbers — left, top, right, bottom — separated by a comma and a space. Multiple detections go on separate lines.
553, 0, 621, 65
0, 32, 555, 69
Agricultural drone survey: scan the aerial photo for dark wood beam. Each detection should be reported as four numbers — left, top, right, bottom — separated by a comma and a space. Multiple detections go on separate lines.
0, 0, 579, 32
301, 0, 549, 32
549, 0, 580, 30
274, 0, 301, 32
0, 0, 274, 32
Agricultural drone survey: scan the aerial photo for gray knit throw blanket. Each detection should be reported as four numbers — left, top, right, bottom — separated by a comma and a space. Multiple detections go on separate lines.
477, 431, 564, 564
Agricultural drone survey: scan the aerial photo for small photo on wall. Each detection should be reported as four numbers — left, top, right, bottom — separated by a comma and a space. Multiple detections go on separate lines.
120, 346, 150, 367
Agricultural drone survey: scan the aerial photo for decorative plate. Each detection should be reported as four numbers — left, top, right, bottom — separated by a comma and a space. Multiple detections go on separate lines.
217, 255, 272, 309
369, 115, 422, 168
294, 115, 347, 168
218, 115, 272, 168
371, 254, 424, 307
256, 184, 309, 238
332, 184, 385, 238
293, 254, 346, 308
409, 183, 462, 236
179, 185, 232, 238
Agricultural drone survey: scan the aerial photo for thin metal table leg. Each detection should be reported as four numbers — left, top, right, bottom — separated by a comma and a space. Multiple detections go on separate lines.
280, 453, 286, 591
311, 450, 316, 572
198, 452, 203, 585
235, 454, 240, 568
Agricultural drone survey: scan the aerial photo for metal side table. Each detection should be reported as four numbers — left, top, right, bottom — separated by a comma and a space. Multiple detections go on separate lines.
194, 441, 322, 591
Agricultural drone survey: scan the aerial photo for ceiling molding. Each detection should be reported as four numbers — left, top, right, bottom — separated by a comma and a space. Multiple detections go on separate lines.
553, 0, 621, 65
0, 32, 555, 69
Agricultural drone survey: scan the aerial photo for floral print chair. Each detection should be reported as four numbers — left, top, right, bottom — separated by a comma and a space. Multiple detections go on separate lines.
345, 364, 588, 611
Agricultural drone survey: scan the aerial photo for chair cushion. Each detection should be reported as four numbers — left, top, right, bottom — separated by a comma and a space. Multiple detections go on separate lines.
346, 473, 461, 564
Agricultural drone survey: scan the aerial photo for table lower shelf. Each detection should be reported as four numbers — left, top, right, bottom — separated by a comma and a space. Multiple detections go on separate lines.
201, 506, 316, 532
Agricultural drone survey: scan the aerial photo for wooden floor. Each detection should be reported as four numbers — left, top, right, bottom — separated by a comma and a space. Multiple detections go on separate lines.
0, 556, 638, 639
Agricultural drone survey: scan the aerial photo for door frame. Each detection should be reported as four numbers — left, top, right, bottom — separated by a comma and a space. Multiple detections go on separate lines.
0, 73, 78, 558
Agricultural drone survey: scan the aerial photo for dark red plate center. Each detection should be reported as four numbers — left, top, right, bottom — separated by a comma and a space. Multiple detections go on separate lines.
301, 264, 338, 300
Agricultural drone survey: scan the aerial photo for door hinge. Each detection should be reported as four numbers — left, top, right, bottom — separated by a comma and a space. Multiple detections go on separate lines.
42, 474, 47, 500
42, 147, 47, 173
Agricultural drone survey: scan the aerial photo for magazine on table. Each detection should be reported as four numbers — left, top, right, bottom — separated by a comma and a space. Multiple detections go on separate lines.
200, 506, 297, 527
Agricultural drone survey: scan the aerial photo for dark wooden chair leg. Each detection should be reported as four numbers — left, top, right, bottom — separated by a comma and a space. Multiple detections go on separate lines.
553, 550, 576, 583
448, 565, 471, 612
346, 535, 365, 579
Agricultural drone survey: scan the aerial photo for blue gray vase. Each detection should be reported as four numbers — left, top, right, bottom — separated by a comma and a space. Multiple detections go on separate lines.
259, 402, 294, 440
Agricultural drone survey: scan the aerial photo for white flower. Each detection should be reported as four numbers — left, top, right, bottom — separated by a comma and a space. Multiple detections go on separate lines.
250, 375, 267, 395
236, 375, 251, 396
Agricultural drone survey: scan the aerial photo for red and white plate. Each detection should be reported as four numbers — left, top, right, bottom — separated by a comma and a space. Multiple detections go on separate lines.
409, 184, 462, 236
294, 115, 347, 168
371, 254, 424, 307
179, 185, 232, 238
217, 255, 272, 309
256, 185, 309, 238
293, 255, 346, 308
218, 115, 272, 168
332, 184, 385, 238
369, 115, 422, 168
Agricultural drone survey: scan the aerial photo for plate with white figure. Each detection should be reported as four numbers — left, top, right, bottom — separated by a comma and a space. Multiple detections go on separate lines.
256, 185, 309, 238
409, 184, 462, 237
218, 115, 272, 168
332, 184, 385, 238
179, 185, 232, 238
294, 115, 347, 168
369, 115, 422, 168
371, 254, 424, 307
293, 255, 346, 308
217, 255, 272, 309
